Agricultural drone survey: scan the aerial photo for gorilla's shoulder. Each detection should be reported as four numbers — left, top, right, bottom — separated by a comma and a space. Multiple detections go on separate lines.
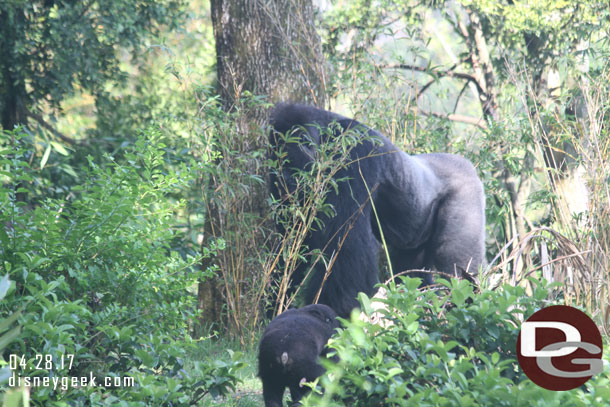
270, 102, 348, 134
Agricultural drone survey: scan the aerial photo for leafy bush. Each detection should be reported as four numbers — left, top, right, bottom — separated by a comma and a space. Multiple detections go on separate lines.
303, 278, 610, 407
0, 274, 29, 407
0, 128, 243, 406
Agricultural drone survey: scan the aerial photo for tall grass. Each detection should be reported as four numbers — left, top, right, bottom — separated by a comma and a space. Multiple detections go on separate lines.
481, 64, 610, 335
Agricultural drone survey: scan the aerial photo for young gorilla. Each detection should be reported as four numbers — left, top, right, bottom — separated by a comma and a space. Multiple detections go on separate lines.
269, 103, 486, 318
259, 304, 340, 407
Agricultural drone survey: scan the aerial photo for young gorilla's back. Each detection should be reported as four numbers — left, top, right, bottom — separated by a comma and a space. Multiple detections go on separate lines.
258, 304, 340, 407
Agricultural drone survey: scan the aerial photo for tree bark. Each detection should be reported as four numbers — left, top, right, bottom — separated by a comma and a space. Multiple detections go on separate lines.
211, 0, 326, 110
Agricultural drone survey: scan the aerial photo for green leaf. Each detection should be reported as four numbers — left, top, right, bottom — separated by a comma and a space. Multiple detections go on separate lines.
0, 326, 21, 351
358, 292, 372, 315
0, 367, 11, 384
0, 310, 22, 335
2, 386, 30, 407
0, 275, 10, 300
40, 145, 51, 169
50, 141, 69, 156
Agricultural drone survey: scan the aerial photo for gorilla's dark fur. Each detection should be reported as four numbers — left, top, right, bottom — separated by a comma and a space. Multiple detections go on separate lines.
269, 103, 486, 318
258, 304, 340, 407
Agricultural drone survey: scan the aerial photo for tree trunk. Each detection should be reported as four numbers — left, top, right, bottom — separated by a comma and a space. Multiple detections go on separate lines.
0, 9, 27, 130
198, 0, 326, 338
211, 0, 326, 111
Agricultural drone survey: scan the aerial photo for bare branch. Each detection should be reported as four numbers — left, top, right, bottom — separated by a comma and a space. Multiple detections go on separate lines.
384, 63, 485, 95
453, 81, 470, 113
419, 110, 487, 130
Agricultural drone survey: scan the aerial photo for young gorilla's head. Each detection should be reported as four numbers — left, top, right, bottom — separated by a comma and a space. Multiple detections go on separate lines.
258, 304, 340, 407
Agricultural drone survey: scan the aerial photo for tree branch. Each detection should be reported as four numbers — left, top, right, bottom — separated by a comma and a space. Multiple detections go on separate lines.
25, 110, 83, 145
384, 63, 485, 95
453, 81, 470, 113
419, 110, 487, 130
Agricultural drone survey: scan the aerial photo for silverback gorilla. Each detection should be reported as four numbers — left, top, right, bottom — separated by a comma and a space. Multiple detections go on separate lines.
259, 304, 340, 407
269, 103, 485, 318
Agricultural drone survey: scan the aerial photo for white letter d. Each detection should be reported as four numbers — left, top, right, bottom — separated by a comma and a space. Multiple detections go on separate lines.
521, 321, 580, 357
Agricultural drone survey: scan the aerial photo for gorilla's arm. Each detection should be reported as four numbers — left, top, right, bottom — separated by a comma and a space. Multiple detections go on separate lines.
376, 152, 485, 276
415, 153, 486, 275
373, 151, 444, 250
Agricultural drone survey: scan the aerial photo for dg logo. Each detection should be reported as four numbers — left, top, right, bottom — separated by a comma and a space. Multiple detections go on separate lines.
517, 305, 603, 391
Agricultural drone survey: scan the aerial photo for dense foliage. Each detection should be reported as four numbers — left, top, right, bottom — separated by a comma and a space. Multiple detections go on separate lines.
0, 129, 243, 405
0, 0, 187, 130
303, 278, 610, 407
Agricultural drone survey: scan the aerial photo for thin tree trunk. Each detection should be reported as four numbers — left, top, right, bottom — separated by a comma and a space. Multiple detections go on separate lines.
459, 7, 530, 273
0, 9, 26, 130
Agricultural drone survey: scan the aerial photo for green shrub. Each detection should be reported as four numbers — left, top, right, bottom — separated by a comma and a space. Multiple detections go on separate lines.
0, 274, 28, 407
303, 278, 610, 407
0, 128, 243, 406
